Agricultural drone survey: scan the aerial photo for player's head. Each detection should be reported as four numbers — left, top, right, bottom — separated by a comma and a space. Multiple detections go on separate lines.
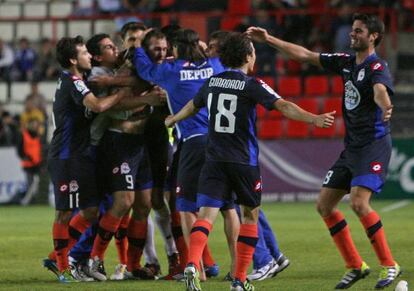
142, 29, 168, 64
350, 13, 384, 51
219, 32, 255, 72
86, 34, 118, 67
120, 21, 147, 49
161, 24, 181, 57
207, 30, 230, 58
56, 35, 91, 71
171, 29, 207, 63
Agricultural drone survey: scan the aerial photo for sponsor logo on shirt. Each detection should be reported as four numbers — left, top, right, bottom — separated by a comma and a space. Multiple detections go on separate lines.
254, 180, 262, 192
344, 80, 361, 110
59, 184, 68, 192
120, 162, 130, 174
370, 162, 382, 173
180, 67, 214, 81
112, 167, 119, 174
176, 186, 181, 195
370, 62, 384, 71
258, 79, 280, 98
69, 180, 79, 192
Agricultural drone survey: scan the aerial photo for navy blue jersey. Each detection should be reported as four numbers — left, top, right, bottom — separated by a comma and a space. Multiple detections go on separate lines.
319, 52, 394, 147
193, 70, 280, 166
49, 71, 94, 159
134, 47, 225, 141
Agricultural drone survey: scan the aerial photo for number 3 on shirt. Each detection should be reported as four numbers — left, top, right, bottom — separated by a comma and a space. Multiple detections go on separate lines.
208, 93, 238, 134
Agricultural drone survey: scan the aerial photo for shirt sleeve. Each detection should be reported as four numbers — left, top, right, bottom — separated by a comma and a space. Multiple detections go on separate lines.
370, 60, 394, 95
70, 77, 91, 105
319, 52, 352, 75
249, 78, 281, 110
134, 47, 174, 87
193, 80, 209, 109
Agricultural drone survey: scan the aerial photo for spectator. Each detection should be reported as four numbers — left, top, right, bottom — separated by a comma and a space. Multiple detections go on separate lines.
330, 2, 353, 53
20, 98, 45, 137
0, 110, 18, 146
33, 38, 59, 81
0, 38, 14, 82
73, 0, 97, 16
13, 37, 37, 81
97, 0, 122, 14
16, 118, 42, 206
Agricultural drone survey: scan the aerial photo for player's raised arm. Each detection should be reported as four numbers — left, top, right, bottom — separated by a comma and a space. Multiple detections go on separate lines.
273, 99, 336, 128
246, 26, 321, 68
165, 100, 200, 127
83, 89, 127, 113
373, 83, 393, 122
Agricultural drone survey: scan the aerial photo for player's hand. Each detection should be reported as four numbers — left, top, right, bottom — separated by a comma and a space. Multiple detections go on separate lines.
382, 105, 393, 122
165, 115, 176, 127
89, 75, 113, 87
145, 86, 166, 106
314, 110, 336, 128
246, 26, 269, 43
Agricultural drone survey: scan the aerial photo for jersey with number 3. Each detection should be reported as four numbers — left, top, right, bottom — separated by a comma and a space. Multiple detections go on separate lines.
319, 53, 394, 147
193, 70, 280, 166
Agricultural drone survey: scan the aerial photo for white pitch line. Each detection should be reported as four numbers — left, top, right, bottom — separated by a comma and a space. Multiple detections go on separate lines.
381, 200, 412, 212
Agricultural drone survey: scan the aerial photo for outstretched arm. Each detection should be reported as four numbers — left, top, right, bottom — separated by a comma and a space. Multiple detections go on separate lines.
274, 99, 335, 128
165, 100, 200, 127
246, 26, 321, 68
373, 83, 393, 122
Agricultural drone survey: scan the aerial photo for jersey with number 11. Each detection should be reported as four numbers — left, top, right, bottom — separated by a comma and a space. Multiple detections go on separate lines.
193, 70, 281, 166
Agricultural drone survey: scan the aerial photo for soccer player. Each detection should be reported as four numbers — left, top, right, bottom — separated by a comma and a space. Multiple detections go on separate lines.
207, 30, 290, 282
134, 28, 225, 281
165, 32, 334, 291
48, 35, 127, 282
247, 13, 400, 289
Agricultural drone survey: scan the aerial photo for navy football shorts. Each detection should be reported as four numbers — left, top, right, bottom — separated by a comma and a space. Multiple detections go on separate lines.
48, 155, 99, 211
100, 130, 153, 193
322, 134, 392, 193
197, 161, 262, 209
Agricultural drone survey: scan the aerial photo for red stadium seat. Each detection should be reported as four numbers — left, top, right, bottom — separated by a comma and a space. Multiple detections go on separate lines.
221, 16, 243, 30
228, 0, 251, 14
256, 104, 266, 119
268, 109, 282, 119
286, 59, 302, 75
337, 116, 346, 137
331, 75, 344, 97
286, 120, 309, 138
323, 97, 343, 116
277, 76, 302, 98
304, 75, 329, 96
258, 119, 283, 139
297, 97, 319, 113
311, 122, 336, 138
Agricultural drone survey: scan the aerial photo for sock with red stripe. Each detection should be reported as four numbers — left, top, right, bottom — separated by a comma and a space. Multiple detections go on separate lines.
127, 219, 147, 271
202, 245, 215, 267
234, 224, 258, 282
171, 211, 187, 268
90, 212, 122, 260
360, 211, 395, 266
115, 213, 130, 265
187, 219, 212, 271
53, 222, 69, 272
323, 210, 363, 269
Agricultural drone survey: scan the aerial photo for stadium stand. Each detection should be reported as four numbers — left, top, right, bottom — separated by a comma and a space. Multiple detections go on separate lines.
304, 75, 329, 97
277, 76, 301, 98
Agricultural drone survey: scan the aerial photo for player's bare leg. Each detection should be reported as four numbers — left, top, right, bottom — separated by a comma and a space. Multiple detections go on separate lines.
350, 186, 400, 289
222, 208, 239, 277
317, 187, 368, 289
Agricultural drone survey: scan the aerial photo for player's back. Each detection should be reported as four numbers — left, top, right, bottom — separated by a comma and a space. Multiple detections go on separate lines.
49, 71, 94, 159
194, 70, 279, 166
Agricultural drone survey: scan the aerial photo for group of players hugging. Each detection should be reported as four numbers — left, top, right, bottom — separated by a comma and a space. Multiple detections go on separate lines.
44, 12, 401, 291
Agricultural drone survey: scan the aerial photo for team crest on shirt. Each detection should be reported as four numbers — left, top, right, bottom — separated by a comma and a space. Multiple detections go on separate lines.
59, 184, 68, 192
112, 167, 119, 174
344, 80, 361, 110
370, 162, 382, 174
74, 79, 89, 95
69, 180, 79, 192
357, 68, 365, 81
120, 162, 130, 174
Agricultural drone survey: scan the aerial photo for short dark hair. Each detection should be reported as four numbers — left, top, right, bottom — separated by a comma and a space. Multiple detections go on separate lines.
86, 33, 110, 66
120, 22, 147, 40
142, 29, 166, 51
209, 30, 231, 54
352, 13, 385, 47
161, 24, 181, 44
56, 35, 84, 69
172, 29, 206, 63
219, 32, 253, 68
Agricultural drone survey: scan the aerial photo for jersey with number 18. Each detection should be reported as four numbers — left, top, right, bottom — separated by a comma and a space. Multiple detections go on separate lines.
193, 69, 281, 166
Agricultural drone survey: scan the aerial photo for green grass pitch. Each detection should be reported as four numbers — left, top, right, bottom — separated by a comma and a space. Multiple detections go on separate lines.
0, 201, 412, 290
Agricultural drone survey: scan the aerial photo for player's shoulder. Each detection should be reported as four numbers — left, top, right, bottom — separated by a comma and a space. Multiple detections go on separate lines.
367, 56, 389, 73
